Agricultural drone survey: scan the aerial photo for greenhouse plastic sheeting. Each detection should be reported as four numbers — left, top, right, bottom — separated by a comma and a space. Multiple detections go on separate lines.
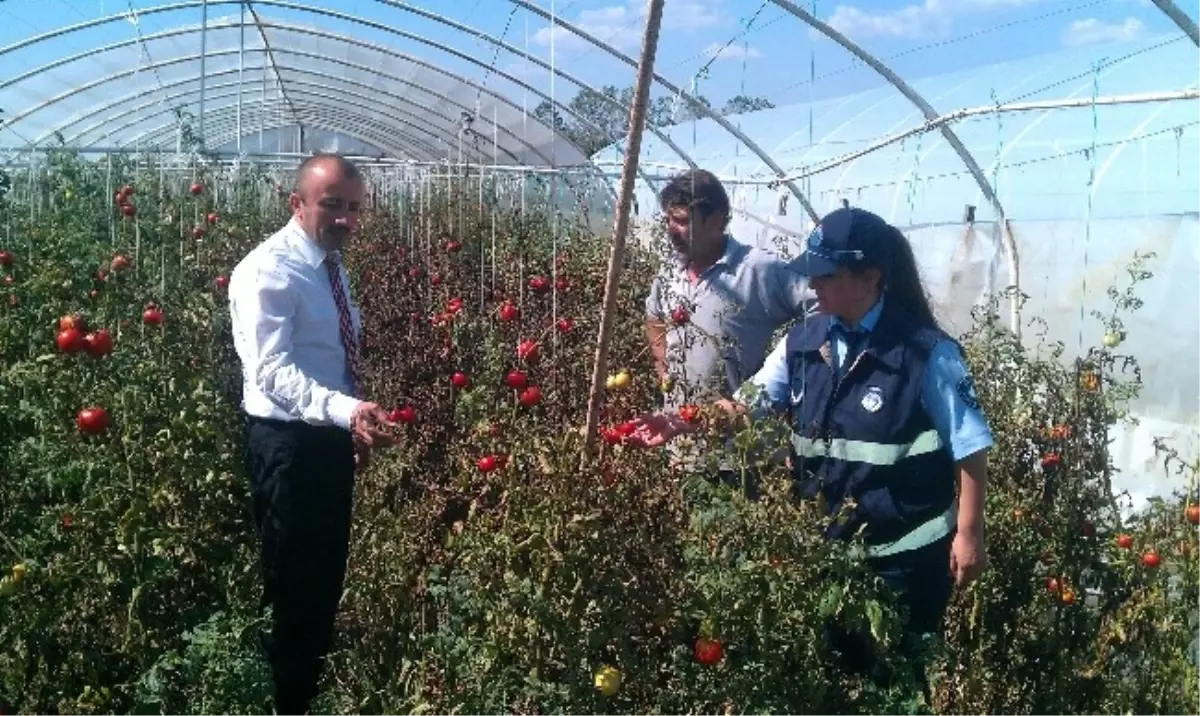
1, 9, 589, 166
621, 37, 1199, 510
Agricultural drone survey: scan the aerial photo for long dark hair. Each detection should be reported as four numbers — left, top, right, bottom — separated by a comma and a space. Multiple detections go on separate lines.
852, 225, 939, 329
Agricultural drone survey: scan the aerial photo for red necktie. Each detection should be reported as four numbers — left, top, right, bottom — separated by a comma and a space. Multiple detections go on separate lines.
324, 252, 361, 397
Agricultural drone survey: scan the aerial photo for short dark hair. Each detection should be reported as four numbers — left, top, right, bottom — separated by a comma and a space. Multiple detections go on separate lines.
658, 169, 730, 224
295, 153, 361, 194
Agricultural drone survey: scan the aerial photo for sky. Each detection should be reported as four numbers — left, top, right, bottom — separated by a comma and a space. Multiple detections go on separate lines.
0, 0, 1196, 150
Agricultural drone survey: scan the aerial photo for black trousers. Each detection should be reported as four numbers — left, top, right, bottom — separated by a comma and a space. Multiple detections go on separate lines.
244, 415, 356, 715
824, 531, 955, 701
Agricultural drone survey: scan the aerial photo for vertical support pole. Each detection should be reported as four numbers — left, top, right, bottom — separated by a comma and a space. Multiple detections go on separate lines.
199, 0, 209, 150
237, 1, 245, 154
583, 0, 666, 454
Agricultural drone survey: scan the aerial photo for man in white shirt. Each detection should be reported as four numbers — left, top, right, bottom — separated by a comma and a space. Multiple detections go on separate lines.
228, 153, 396, 714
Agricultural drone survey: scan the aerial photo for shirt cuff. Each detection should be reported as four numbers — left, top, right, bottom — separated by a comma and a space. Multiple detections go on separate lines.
328, 393, 363, 431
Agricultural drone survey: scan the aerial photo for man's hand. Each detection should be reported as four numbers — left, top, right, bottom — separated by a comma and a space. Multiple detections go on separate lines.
353, 440, 372, 474
350, 401, 397, 449
627, 411, 694, 448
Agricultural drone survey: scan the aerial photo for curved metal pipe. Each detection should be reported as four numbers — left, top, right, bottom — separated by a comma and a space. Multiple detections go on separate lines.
0, 10, 577, 165
508, 0, 818, 222
1150, 0, 1199, 46
157, 103, 446, 159
128, 95, 457, 161
0, 2, 670, 193
54, 64, 492, 156
767, 0, 1018, 333
84, 76, 503, 163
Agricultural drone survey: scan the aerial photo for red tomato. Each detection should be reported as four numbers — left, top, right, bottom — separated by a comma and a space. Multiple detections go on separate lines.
498, 302, 519, 322
189, 182, 204, 195
694, 637, 724, 665
110, 254, 131, 272
518, 386, 542, 407
477, 455, 497, 473
451, 372, 470, 389
1041, 453, 1061, 470
391, 406, 416, 423
121, 203, 136, 217
556, 317, 575, 333
445, 240, 462, 253
0, 250, 12, 267
142, 308, 164, 326
554, 276, 569, 292
517, 340, 539, 362
528, 275, 550, 293
84, 329, 113, 358
206, 212, 219, 225
76, 406, 110, 435
671, 306, 690, 324
679, 404, 702, 424
56, 328, 85, 353
1046, 577, 1060, 593
505, 370, 528, 390
191, 225, 207, 239
1142, 550, 1161, 568
1116, 534, 1133, 549
59, 314, 86, 332
1187, 505, 1199, 525
215, 275, 229, 290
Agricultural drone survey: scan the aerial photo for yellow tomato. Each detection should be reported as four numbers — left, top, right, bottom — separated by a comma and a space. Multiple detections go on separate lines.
11, 563, 27, 581
613, 370, 631, 389
594, 665, 621, 696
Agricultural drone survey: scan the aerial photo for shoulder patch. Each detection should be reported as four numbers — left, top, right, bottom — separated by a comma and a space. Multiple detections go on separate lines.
957, 374, 981, 410
910, 327, 950, 356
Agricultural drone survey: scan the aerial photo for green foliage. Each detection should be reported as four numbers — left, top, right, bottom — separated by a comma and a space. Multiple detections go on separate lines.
0, 151, 1195, 715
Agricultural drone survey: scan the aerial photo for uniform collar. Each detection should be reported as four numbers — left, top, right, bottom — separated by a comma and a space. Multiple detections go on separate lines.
286, 217, 330, 269
830, 295, 885, 335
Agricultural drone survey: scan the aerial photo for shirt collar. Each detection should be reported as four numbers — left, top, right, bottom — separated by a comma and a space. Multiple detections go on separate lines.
830, 294, 885, 335
286, 217, 330, 269
672, 234, 742, 274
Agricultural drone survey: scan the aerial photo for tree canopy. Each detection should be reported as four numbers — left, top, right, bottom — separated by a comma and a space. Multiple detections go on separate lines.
534, 86, 775, 157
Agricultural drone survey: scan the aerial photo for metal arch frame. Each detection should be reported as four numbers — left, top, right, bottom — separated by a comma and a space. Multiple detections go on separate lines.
1151, 0, 1199, 46
764, 0, 1022, 334
157, 103, 450, 159
58, 71, 480, 158
0, 9, 582, 168
54, 62, 514, 158
168, 104, 441, 158
133, 94, 478, 161
0, 8, 671, 198
68, 69, 511, 164
507, 0, 818, 223
126, 92, 464, 161
4, 21, 504, 163
237, 2, 696, 181
768, 0, 1006, 223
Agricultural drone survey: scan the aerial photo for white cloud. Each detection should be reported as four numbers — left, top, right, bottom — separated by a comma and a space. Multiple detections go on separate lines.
531, 0, 723, 52
702, 42, 764, 61
1061, 17, 1147, 47
825, 0, 1045, 40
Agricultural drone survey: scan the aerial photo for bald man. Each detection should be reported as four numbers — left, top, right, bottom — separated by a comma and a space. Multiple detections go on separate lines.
229, 153, 396, 714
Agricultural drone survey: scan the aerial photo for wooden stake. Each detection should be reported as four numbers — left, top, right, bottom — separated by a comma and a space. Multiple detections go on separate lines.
582, 0, 666, 455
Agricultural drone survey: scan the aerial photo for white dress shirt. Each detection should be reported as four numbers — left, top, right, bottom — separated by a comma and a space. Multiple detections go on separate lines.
228, 218, 363, 430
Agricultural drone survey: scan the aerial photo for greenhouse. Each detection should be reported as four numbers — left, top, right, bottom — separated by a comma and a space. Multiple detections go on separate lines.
1, 0, 1198, 714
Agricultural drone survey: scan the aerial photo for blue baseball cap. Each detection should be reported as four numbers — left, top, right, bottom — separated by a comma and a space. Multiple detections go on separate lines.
792, 207, 898, 278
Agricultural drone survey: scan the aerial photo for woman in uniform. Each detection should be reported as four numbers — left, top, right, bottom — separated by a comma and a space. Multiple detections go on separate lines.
630, 206, 993, 691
